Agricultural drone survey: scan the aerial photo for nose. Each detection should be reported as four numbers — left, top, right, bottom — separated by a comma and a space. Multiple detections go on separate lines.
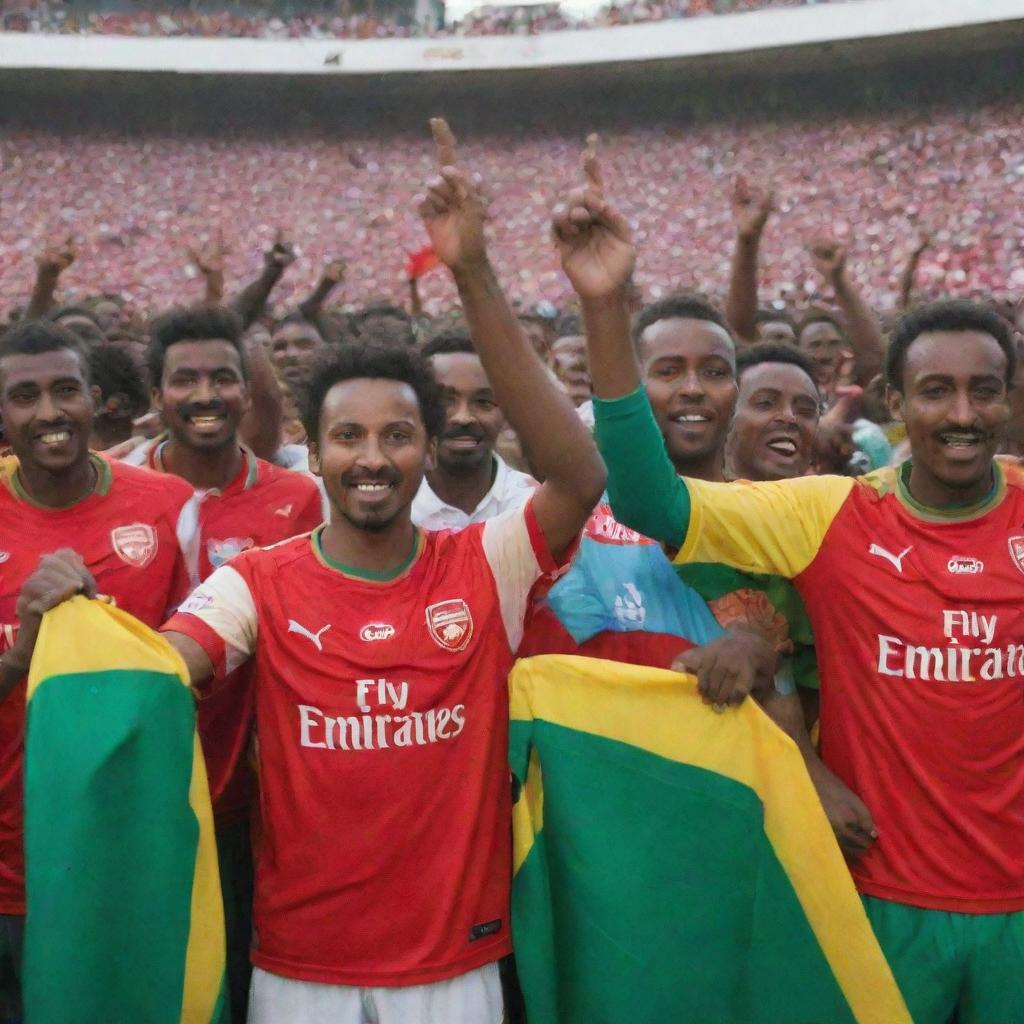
448, 397, 474, 427
37, 390, 61, 422
193, 376, 216, 404
950, 389, 976, 425
676, 369, 706, 400
356, 434, 389, 472
775, 404, 798, 426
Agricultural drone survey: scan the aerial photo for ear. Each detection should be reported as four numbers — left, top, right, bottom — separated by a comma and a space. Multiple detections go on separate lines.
150, 386, 164, 414
90, 384, 103, 408
425, 436, 437, 473
885, 385, 904, 424
307, 441, 321, 477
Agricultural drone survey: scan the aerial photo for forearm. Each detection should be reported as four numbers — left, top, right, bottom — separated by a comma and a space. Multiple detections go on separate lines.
408, 278, 423, 318
26, 268, 60, 320
453, 259, 603, 499
0, 651, 28, 704
580, 291, 641, 400
297, 278, 335, 322
202, 270, 224, 305
238, 338, 284, 460
232, 265, 283, 329
898, 250, 923, 310
834, 274, 884, 386
593, 386, 688, 549
725, 235, 760, 344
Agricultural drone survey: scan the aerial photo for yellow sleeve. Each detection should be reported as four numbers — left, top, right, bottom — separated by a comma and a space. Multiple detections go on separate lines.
675, 474, 855, 579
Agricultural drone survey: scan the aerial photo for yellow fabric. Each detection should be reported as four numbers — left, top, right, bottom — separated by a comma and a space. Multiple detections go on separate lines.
676, 473, 854, 578
28, 597, 225, 1024
509, 654, 911, 1024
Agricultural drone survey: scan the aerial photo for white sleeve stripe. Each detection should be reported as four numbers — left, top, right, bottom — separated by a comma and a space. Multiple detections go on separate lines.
174, 493, 204, 591
182, 564, 259, 665
481, 506, 542, 652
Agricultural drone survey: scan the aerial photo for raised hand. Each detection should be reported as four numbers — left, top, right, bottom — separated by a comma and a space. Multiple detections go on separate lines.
266, 229, 297, 270
418, 118, 487, 272
36, 235, 77, 276
809, 237, 847, 287
551, 136, 635, 301
321, 258, 346, 285
731, 175, 774, 241
186, 230, 228, 276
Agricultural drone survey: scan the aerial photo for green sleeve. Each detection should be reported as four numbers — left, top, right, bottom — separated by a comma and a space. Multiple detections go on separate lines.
592, 386, 689, 550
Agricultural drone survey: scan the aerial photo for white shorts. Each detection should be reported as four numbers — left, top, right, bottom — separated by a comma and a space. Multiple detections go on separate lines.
247, 962, 504, 1024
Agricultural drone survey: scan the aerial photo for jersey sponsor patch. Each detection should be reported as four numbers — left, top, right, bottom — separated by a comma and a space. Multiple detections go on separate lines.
425, 599, 473, 652
947, 556, 983, 575
359, 623, 396, 642
207, 537, 254, 569
111, 524, 158, 568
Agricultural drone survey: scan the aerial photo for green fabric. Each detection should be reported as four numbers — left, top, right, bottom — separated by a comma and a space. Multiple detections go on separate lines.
24, 668, 226, 1024
593, 386, 689, 551
511, 721, 857, 1023
862, 896, 1024, 1024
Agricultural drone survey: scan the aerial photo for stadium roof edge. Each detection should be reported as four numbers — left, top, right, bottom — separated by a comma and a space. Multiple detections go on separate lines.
1, 0, 1023, 76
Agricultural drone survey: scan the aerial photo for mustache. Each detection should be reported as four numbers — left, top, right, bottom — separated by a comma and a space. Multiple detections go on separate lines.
441, 426, 485, 442
340, 468, 402, 486
179, 401, 228, 418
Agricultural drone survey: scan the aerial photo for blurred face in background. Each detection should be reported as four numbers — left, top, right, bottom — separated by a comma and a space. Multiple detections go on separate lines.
549, 334, 591, 407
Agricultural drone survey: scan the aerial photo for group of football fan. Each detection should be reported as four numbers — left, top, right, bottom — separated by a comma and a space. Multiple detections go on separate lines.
0, 119, 1020, 1024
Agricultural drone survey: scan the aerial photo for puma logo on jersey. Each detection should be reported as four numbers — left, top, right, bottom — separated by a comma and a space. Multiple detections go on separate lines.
868, 543, 913, 574
274, 504, 294, 518
288, 619, 331, 651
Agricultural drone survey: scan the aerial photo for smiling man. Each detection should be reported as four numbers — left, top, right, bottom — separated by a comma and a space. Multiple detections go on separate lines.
412, 327, 536, 532
727, 343, 821, 482
127, 304, 322, 1024
0, 320, 196, 1022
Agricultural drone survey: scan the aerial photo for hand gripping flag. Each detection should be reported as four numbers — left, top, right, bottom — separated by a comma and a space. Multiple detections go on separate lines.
24, 597, 227, 1023
509, 655, 911, 1024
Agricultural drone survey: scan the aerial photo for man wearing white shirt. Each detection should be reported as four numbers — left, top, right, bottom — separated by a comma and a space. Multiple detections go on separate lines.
413, 327, 536, 531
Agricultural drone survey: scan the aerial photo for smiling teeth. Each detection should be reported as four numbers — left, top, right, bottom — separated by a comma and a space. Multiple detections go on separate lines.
675, 414, 710, 423
941, 433, 981, 447
767, 440, 797, 455
40, 431, 70, 444
356, 483, 389, 492
191, 416, 223, 425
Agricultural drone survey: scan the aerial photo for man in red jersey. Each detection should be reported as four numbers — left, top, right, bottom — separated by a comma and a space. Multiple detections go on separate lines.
126, 304, 322, 1024
21, 119, 605, 1023
571, 153, 1024, 1024
0, 320, 195, 1022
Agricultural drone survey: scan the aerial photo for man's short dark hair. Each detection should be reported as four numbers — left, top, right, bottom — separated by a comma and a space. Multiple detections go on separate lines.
49, 305, 99, 326
421, 326, 475, 358
632, 293, 734, 353
147, 305, 245, 387
0, 319, 90, 383
554, 313, 582, 338
886, 299, 1017, 391
797, 308, 845, 341
88, 343, 149, 418
736, 343, 820, 401
755, 307, 797, 331
300, 341, 445, 444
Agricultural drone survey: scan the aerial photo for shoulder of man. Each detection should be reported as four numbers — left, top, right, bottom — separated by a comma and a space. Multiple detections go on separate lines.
253, 455, 320, 498
108, 459, 194, 510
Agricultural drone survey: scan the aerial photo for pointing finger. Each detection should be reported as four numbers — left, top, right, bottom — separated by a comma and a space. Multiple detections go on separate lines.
430, 117, 457, 170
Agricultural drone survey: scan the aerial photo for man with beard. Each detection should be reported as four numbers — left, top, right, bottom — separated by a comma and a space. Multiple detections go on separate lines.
412, 327, 536, 532
0, 320, 195, 1023
126, 304, 322, 1023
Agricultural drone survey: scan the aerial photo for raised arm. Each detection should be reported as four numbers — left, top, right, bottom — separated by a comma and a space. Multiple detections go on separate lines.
418, 119, 604, 558
898, 230, 930, 311
26, 236, 76, 320
297, 259, 345, 323
809, 238, 884, 387
238, 331, 284, 461
232, 231, 296, 330
724, 176, 773, 345
552, 142, 690, 549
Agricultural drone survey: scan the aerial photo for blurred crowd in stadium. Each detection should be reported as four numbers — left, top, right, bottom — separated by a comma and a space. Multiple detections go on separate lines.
1, 103, 1020, 330
1, 0, 824, 38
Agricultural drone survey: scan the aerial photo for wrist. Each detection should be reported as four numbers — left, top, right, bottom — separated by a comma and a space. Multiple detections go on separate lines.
736, 231, 760, 248
1, 646, 30, 677
450, 255, 494, 285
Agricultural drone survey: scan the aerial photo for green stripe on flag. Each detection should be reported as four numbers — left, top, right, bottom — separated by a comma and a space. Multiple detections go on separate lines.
509, 655, 910, 1024
24, 598, 227, 1024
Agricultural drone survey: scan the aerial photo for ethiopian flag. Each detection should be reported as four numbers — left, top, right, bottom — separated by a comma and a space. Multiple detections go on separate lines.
509, 655, 911, 1024
24, 597, 226, 1024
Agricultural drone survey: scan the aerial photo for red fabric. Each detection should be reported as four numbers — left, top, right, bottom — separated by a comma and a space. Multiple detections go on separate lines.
0, 461, 193, 914
796, 470, 1024, 913
404, 245, 439, 280
162, 515, 548, 985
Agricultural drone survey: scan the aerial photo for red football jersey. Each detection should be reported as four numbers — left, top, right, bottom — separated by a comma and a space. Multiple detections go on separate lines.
0, 456, 193, 914
163, 502, 555, 985
142, 442, 323, 825
679, 460, 1024, 913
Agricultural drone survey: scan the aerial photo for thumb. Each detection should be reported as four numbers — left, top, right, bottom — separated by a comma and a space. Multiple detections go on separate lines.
673, 646, 700, 675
